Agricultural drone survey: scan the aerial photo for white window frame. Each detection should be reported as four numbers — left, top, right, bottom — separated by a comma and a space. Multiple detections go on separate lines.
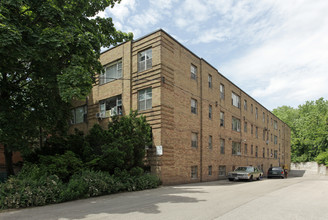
191, 132, 198, 148
232, 117, 241, 132
220, 84, 225, 100
219, 166, 226, 177
220, 139, 225, 154
138, 48, 152, 72
100, 59, 122, 85
220, 111, 225, 127
208, 165, 212, 176
232, 142, 241, 155
138, 87, 152, 111
191, 64, 197, 80
191, 98, 197, 114
232, 92, 240, 108
99, 95, 122, 117
191, 166, 198, 179
209, 105, 212, 119
208, 135, 212, 149
208, 74, 212, 88
71, 105, 87, 124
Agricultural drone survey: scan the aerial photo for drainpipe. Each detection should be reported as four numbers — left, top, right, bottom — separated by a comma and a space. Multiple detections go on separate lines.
200, 59, 203, 182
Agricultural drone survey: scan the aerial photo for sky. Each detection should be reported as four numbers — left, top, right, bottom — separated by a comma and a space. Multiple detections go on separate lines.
98, 0, 328, 110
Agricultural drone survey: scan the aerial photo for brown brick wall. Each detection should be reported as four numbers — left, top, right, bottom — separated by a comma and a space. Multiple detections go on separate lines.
70, 29, 291, 185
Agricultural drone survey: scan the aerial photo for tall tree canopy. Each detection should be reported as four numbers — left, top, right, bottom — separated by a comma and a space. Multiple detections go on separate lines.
0, 0, 133, 175
273, 98, 328, 162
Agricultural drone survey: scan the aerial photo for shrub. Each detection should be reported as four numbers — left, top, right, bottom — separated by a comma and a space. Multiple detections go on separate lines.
63, 169, 118, 200
0, 164, 64, 209
39, 151, 83, 182
315, 151, 328, 166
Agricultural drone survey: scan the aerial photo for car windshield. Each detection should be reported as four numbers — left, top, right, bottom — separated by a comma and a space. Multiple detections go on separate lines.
235, 167, 253, 172
272, 167, 282, 170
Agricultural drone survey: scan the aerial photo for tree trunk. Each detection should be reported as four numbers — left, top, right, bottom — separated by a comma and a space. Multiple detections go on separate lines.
4, 145, 15, 176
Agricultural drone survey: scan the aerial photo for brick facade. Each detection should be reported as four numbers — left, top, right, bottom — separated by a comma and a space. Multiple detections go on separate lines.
70, 29, 291, 185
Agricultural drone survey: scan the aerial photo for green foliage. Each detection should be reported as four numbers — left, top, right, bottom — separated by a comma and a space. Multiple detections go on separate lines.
82, 111, 152, 174
39, 151, 83, 182
273, 98, 328, 162
315, 151, 328, 166
0, 166, 160, 210
0, 0, 133, 174
0, 164, 64, 209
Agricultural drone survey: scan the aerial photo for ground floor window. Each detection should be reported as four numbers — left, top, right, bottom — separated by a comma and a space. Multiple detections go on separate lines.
71, 105, 87, 124
191, 166, 198, 179
99, 95, 122, 117
208, 165, 212, 176
219, 166, 226, 177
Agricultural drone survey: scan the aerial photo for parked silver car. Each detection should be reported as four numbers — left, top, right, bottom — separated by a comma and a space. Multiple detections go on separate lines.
228, 166, 263, 181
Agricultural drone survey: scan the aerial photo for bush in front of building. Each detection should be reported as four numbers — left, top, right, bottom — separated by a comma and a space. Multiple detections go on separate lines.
0, 164, 160, 210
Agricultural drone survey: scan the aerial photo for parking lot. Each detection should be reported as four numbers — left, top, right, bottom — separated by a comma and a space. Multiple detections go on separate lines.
1, 175, 328, 220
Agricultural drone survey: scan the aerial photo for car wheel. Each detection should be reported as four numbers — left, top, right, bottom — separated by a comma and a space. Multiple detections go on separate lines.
228, 178, 234, 181
257, 175, 261, 180
249, 176, 253, 182
268, 176, 271, 179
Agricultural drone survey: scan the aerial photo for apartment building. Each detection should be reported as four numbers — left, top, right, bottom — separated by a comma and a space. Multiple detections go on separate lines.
70, 29, 291, 185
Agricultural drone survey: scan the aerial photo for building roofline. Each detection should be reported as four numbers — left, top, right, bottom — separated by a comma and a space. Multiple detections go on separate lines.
100, 29, 289, 128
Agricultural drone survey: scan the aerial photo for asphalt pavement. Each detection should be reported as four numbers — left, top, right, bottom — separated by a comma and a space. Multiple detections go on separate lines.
1, 175, 328, 220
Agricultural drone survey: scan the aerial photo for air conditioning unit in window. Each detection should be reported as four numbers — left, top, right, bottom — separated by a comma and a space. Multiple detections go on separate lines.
110, 106, 118, 116
96, 112, 105, 119
237, 152, 241, 156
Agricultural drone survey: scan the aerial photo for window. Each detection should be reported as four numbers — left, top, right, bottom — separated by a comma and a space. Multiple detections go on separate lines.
138, 48, 152, 72
208, 166, 212, 176
71, 105, 87, 124
274, 150, 278, 159
244, 122, 247, 133
100, 60, 122, 85
208, 135, 212, 149
100, 95, 122, 117
220, 111, 224, 127
220, 139, 225, 154
219, 166, 226, 177
251, 124, 253, 134
244, 144, 248, 155
232, 92, 240, 108
232, 117, 241, 132
274, 135, 278, 144
267, 148, 269, 158
191, 132, 198, 148
255, 127, 258, 138
232, 142, 241, 155
251, 145, 253, 155
244, 100, 247, 111
271, 134, 273, 142
220, 84, 225, 100
191, 98, 197, 114
138, 88, 152, 111
255, 146, 258, 157
191, 166, 198, 179
255, 107, 258, 119
209, 105, 212, 119
251, 104, 253, 113
263, 147, 265, 158
263, 129, 266, 140
191, 64, 197, 79
263, 112, 265, 123
208, 74, 212, 88
274, 120, 278, 130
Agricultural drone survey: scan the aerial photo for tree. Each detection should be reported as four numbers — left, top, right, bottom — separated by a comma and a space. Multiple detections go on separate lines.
0, 0, 133, 175
84, 111, 153, 173
273, 98, 328, 162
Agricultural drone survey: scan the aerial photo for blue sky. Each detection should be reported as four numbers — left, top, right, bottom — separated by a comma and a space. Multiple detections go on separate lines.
98, 0, 328, 110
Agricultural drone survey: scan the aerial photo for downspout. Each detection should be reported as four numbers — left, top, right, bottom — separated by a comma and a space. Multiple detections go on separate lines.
200, 59, 203, 182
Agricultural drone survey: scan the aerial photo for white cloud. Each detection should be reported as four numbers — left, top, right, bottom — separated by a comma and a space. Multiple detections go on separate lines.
107, 0, 136, 22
